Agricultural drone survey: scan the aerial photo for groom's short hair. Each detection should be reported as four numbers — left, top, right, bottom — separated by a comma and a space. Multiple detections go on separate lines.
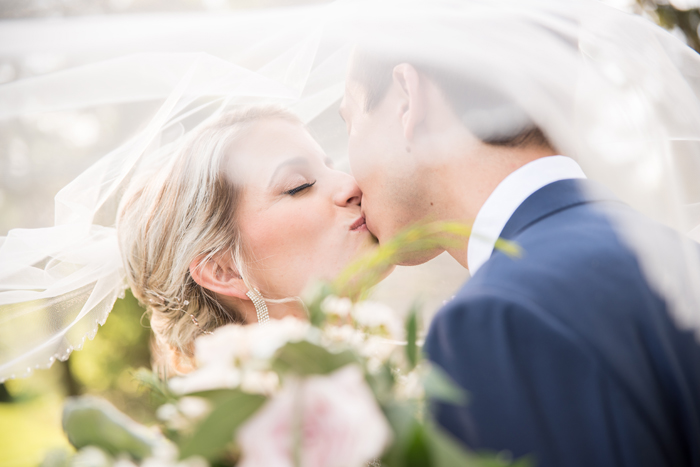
350, 50, 552, 149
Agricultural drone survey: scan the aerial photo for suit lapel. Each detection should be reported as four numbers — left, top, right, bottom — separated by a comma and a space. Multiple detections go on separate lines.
498, 179, 623, 242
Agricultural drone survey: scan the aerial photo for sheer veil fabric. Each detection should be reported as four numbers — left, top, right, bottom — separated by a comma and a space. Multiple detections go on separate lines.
1, 0, 699, 381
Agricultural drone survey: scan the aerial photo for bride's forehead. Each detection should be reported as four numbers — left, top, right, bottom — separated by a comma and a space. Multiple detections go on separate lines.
239, 118, 315, 155
225, 119, 323, 175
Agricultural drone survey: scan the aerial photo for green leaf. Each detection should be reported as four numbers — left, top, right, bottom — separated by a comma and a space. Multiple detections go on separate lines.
423, 364, 467, 406
405, 423, 432, 467
379, 401, 422, 467
365, 361, 396, 403
424, 422, 533, 467
332, 221, 473, 300
62, 396, 162, 459
178, 390, 266, 461
470, 454, 534, 467
424, 422, 482, 467
132, 367, 175, 405
327, 220, 521, 300
384, 401, 419, 440
493, 238, 523, 259
405, 305, 420, 370
271, 340, 357, 376
187, 388, 247, 406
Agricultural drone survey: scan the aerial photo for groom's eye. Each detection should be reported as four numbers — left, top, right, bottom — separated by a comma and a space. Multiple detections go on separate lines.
284, 180, 316, 196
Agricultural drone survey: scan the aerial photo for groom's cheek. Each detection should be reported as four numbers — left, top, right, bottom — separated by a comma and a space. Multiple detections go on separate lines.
349, 137, 387, 182
347, 135, 369, 171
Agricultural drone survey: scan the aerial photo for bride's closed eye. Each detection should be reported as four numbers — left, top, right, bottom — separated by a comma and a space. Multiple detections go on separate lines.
284, 180, 316, 196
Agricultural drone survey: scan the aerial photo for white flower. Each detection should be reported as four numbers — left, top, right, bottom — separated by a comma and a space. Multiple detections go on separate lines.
321, 324, 365, 347
352, 301, 403, 339
171, 317, 310, 395
320, 325, 400, 370
156, 402, 189, 431
194, 324, 246, 367
237, 365, 392, 467
240, 370, 280, 395
113, 457, 139, 467
156, 398, 211, 430
156, 403, 179, 423
361, 336, 400, 362
177, 397, 211, 420
366, 357, 383, 375
169, 365, 241, 395
194, 317, 310, 368
321, 295, 353, 317
134, 434, 198, 467
245, 317, 310, 361
394, 368, 425, 401
140, 455, 208, 467
73, 447, 112, 467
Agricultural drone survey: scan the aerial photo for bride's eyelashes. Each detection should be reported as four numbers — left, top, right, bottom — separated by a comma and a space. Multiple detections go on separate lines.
284, 180, 316, 196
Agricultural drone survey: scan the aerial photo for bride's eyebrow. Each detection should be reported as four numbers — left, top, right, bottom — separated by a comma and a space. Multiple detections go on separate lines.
268, 156, 309, 188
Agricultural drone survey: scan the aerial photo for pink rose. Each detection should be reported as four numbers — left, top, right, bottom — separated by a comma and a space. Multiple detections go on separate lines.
237, 365, 392, 467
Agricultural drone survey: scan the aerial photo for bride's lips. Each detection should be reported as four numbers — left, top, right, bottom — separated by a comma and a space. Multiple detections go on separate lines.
350, 216, 368, 232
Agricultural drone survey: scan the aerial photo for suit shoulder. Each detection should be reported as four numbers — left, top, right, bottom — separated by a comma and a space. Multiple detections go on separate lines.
469, 203, 648, 304
430, 288, 573, 340
425, 289, 595, 367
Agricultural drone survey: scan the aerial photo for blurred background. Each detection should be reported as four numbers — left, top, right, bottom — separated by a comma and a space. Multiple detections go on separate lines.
0, 0, 698, 465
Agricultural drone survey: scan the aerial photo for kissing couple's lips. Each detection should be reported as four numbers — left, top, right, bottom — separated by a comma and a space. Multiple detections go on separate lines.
350, 216, 368, 232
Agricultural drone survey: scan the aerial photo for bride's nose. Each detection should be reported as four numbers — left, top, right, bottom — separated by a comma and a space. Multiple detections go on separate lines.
333, 172, 362, 207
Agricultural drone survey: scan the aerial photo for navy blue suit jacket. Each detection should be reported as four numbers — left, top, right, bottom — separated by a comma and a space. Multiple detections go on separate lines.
425, 179, 700, 466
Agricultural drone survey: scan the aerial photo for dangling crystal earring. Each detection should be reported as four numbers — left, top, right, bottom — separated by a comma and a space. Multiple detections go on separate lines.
246, 287, 269, 325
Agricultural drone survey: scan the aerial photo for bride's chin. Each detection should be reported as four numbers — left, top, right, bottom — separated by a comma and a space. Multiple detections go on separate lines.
362, 230, 380, 247
358, 236, 395, 282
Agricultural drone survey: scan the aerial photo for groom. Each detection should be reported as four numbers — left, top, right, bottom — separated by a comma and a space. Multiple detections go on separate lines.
340, 52, 700, 466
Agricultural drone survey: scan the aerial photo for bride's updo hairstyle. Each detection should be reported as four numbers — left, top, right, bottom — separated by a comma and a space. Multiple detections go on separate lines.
117, 106, 302, 373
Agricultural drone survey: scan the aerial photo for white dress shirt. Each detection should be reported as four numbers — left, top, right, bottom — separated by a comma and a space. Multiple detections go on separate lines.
467, 156, 587, 274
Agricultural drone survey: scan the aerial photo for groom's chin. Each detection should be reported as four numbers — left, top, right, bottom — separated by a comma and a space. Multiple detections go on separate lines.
394, 248, 443, 267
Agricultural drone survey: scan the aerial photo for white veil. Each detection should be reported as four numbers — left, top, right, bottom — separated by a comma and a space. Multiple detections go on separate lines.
0, 6, 346, 381
1, 0, 699, 382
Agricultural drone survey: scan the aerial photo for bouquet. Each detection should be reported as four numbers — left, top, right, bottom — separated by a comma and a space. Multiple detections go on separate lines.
42, 223, 527, 467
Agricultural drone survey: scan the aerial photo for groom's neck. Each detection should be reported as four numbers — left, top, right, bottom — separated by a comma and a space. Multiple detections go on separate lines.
428, 142, 556, 268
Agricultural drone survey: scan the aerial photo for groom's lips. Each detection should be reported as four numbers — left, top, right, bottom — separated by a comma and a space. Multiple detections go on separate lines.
350, 216, 368, 232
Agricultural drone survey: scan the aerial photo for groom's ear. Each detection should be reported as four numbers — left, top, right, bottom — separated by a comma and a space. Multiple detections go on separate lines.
392, 63, 426, 141
189, 255, 248, 300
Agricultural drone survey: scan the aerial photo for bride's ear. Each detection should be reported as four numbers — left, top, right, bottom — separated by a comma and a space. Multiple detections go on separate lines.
189, 255, 249, 300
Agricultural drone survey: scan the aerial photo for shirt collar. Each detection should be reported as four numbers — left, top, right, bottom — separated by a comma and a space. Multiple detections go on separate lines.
467, 155, 587, 274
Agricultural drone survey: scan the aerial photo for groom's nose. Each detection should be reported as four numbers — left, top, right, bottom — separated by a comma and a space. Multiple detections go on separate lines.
333, 172, 362, 207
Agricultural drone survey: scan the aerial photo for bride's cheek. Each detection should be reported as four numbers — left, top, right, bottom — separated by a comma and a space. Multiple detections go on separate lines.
291, 202, 324, 232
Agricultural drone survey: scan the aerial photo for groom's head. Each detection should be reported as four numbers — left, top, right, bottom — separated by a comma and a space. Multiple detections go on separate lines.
341, 49, 555, 263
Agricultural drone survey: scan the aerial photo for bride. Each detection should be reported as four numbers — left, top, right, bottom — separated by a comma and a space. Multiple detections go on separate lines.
2, 0, 700, 386
118, 106, 377, 373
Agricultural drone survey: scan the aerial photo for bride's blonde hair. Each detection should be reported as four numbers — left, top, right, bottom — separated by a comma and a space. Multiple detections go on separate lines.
117, 106, 302, 374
